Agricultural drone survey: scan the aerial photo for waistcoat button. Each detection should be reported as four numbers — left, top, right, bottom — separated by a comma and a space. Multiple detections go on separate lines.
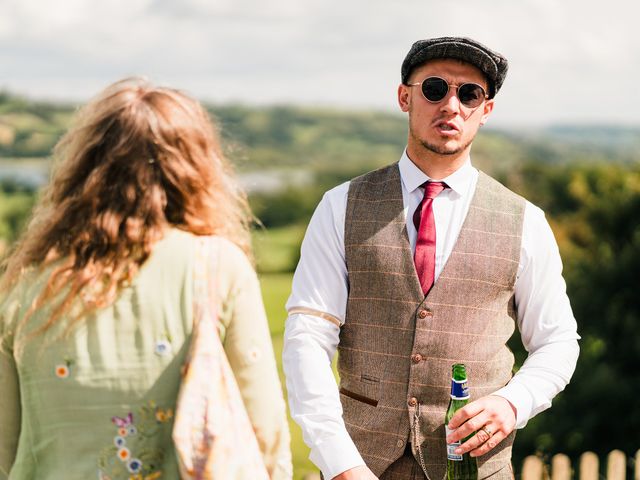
411, 353, 423, 363
396, 439, 404, 448
408, 397, 417, 407
418, 309, 433, 319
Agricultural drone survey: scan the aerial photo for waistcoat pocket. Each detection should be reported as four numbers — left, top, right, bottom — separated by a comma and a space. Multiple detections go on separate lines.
339, 373, 381, 407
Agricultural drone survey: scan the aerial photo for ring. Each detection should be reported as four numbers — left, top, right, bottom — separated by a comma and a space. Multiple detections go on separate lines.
480, 426, 493, 437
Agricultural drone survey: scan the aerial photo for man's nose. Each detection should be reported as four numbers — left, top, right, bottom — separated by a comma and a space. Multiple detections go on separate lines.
440, 89, 460, 115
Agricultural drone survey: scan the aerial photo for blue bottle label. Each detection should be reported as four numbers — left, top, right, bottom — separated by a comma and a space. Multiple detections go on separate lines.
445, 426, 463, 461
450, 378, 469, 400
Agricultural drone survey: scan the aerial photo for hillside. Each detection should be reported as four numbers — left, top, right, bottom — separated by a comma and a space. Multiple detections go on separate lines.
1, 92, 638, 187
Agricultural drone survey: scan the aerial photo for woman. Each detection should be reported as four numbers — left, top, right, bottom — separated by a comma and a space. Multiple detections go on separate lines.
0, 78, 291, 479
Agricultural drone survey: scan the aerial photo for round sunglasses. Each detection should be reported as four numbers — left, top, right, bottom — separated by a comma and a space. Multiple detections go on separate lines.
407, 76, 488, 108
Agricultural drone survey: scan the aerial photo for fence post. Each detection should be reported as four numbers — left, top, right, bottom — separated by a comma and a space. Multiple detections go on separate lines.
606, 450, 626, 480
579, 451, 599, 480
522, 455, 545, 480
635, 449, 640, 480
552, 453, 571, 480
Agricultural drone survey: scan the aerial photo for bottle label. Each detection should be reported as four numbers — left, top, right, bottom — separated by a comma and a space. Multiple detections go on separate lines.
450, 378, 469, 400
445, 426, 463, 461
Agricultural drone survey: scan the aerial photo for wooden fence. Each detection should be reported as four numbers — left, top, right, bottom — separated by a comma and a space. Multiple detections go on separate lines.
301, 450, 640, 480
521, 450, 640, 480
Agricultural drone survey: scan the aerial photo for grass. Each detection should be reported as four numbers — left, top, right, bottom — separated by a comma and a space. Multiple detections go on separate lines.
253, 223, 306, 274
259, 271, 319, 480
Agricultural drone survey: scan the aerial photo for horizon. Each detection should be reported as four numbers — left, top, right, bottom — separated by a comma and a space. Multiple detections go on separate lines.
2, 88, 639, 131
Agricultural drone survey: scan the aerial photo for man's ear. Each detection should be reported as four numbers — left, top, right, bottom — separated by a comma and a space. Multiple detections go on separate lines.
398, 84, 411, 112
479, 99, 495, 126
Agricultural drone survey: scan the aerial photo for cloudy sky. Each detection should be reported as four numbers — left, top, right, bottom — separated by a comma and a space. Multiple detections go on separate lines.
0, 0, 638, 126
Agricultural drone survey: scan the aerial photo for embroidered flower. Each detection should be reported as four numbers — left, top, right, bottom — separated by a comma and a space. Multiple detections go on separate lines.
101, 405, 166, 479
126, 458, 143, 473
117, 447, 131, 462
54, 357, 75, 378
154, 339, 172, 356
154, 407, 173, 423
55, 364, 70, 378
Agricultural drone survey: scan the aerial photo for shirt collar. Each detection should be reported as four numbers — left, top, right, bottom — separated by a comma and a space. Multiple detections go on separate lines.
398, 149, 475, 197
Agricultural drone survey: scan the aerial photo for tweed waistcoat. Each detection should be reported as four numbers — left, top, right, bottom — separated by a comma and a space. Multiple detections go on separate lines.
340, 163, 525, 480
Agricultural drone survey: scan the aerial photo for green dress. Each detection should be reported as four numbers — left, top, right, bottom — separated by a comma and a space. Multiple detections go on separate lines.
0, 229, 291, 480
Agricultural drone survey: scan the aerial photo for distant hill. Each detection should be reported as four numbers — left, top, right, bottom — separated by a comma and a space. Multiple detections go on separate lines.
1, 91, 638, 187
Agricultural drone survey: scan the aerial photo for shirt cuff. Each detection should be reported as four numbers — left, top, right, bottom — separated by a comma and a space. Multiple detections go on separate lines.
309, 432, 365, 480
492, 382, 534, 429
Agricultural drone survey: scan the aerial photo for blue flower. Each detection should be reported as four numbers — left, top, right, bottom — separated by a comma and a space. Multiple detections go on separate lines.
154, 340, 172, 356
127, 458, 143, 473
113, 436, 126, 448
128, 425, 137, 436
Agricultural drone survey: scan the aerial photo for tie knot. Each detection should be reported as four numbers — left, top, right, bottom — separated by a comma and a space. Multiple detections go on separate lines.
423, 181, 447, 199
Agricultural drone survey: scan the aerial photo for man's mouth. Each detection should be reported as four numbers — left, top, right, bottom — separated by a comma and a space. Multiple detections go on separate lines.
435, 122, 460, 135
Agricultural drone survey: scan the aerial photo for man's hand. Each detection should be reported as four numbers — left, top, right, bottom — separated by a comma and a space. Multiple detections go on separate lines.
445, 395, 517, 457
332, 465, 379, 479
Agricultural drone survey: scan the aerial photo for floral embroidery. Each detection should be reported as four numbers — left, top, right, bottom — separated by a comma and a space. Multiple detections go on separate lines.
98, 402, 171, 479
54, 357, 74, 378
154, 408, 173, 423
117, 447, 131, 461
127, 458, 143, 473
112, 413, 133, 429
154, 340, 172, 357
154, 332, 173, 357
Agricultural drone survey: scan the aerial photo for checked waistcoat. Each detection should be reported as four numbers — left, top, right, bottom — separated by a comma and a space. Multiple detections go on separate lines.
339, 163, 525, 479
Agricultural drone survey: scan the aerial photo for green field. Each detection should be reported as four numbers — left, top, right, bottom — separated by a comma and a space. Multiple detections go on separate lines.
258, 272, 318, 479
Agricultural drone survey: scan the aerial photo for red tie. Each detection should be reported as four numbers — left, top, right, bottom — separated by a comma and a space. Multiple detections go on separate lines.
413, 181, 447, 295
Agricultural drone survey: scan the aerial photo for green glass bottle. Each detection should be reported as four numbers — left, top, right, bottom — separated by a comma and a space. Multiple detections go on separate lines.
445, 364, 478, 480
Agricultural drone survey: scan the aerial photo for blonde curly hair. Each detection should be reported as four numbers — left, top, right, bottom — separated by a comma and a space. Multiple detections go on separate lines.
1, 77, 253, 333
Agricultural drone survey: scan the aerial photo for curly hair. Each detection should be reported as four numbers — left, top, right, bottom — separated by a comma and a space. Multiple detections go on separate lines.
1, 77, 253, 333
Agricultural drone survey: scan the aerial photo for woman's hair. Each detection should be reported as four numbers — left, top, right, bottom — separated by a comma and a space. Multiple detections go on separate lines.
1, 77, 253, 332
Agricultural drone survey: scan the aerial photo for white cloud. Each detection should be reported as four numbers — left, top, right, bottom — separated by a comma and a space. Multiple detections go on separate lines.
0, 0, 637, 125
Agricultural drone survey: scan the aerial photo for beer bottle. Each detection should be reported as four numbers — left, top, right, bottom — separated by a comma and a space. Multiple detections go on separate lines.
445, 363, 478, 480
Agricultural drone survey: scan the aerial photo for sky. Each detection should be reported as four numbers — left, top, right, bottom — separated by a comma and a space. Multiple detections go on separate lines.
0, 0, 638, 126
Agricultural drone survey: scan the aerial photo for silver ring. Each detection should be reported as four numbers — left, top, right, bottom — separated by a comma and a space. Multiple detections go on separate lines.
480, 426, 493, 437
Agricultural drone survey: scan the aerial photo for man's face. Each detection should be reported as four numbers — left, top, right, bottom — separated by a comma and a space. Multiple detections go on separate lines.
398, 58, 494, 158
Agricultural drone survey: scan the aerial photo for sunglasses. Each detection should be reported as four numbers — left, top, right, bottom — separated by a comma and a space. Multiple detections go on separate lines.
407, 76, 488, 108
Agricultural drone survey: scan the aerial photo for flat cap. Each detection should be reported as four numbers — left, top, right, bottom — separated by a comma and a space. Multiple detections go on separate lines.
401, 37, 508, 98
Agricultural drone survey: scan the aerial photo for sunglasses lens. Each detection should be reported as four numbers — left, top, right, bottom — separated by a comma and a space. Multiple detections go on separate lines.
421, 77, 448, 102
458, 84, 485, 108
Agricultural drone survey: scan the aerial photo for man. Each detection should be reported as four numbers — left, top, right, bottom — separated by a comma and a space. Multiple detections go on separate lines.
283, 37, 579, 480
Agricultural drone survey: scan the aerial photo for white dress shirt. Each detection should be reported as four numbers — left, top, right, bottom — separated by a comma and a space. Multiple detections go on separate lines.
283, 151, 580, 480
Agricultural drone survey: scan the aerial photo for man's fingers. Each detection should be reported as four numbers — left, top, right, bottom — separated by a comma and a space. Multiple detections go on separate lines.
453, 422, 495, 455
448, 400, 486, 429
469, 428, 505, 457
446, 412, 490, 443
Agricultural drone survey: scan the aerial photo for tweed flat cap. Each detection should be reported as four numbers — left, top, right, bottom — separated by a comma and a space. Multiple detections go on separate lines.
401, 37, 508, 98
